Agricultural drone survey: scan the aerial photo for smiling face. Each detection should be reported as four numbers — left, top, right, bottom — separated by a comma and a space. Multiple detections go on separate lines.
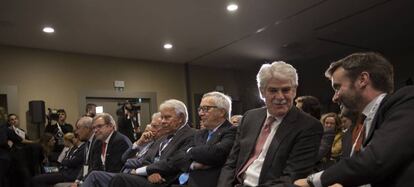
261, 78, 297, 117
198, 96, 226, 130
331, 67, 364, 111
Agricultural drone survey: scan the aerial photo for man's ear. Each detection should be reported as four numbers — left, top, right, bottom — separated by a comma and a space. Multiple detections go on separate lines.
358, 71, 370, 88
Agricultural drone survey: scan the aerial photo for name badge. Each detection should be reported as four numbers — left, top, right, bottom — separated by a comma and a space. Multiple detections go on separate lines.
83, 165, 89, 177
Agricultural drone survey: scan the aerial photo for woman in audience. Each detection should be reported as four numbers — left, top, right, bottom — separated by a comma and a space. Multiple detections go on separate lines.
39, 133, 59, 169
316, 112, 342, 170
32, 132, 85, 187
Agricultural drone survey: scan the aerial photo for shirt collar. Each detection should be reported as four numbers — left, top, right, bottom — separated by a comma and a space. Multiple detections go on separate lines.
104, 131, 114, 144
362, 93, 387, 117
209, 120, 225, 134
266, 111, 284, 123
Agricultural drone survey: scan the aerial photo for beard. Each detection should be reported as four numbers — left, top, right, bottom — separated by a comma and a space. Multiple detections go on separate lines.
339, 85, 363, 111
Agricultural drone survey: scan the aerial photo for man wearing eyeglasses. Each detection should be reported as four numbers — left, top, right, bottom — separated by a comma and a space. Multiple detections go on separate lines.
108, 99, 195, 187
89, 113, 132, 175
218, 61, 323, 187
165, 91, 236, 187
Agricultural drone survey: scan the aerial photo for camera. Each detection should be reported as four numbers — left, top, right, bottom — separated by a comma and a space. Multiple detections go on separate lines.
116, 100, 141, 117
47, 108, 65, 121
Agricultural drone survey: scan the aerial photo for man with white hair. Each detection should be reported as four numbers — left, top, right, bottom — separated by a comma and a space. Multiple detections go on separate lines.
218, 61, 323, 186
108, 99, 195, 187
173, 91, 237, 187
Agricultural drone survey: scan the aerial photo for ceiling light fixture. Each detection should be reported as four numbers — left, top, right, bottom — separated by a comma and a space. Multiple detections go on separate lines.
163, 43, 173, 49
42, 27, 55, 33
227, 4, 238, 12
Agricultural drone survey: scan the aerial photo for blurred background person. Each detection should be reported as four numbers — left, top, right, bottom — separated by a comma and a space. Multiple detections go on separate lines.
230, 115, 243, 126
32, 132, 85, 187
84, 103, 97, 118
295, 95, 322, 120
45, 109, 73, 154
316, 113, 342, 171
117, 101, 141, 142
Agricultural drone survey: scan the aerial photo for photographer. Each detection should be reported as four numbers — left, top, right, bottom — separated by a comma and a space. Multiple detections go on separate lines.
44, 109, 73, 153
117, 102, 140, 142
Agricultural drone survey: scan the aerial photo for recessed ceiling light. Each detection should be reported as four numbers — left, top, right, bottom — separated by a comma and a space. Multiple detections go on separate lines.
42, 27, 55, 33
163, 43, 173, 49
227, 4, 238, 12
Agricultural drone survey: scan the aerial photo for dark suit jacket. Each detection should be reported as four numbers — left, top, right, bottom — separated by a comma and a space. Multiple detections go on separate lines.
321, 86, 414, 187
90, 131, 132, 173
184, 120, 236, 187
218, 107, 323, 187
144, 124, 195, 185
60, 143, 85, 181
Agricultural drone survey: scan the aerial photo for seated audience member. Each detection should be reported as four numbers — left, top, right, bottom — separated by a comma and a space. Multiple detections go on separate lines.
32, 132, 85, 187
7, 114, 33, 144
6, 114, 42, 187
295, 52, 414, 187
174, 91, 237, 187
230, 115, 243, 126
217, 61, 323, 187
81, 112, 168, 187
1, 116, 23, 187
72, 113, 132, 187
45, 109, 74, 153
316, 113, 342, 170
108, 99, 196, 187
39, 133, 59, 169
121, 113, 162, 163
295, 95, 322, 120
90, 113, 132, 172
72, 117, 95, 186
339, 108, 359, 133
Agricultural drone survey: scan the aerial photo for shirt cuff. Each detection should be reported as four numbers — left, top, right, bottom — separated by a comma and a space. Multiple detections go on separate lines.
132, 143, 139, 149
310, 171, 323, 187
135, 166, 148, 176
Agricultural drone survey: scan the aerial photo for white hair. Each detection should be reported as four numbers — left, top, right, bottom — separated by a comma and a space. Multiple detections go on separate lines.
159, 99, 188, 125
202, 91, 232, 119
256, 61, 298, 99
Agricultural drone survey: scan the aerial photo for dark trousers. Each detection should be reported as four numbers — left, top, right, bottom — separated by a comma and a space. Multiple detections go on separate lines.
0, 159, 10, 187
109, 173, 168, 187
32, 173, 66, 187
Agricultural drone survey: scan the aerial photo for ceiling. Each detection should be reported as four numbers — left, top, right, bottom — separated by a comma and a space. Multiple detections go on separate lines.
1, 0, 413, 69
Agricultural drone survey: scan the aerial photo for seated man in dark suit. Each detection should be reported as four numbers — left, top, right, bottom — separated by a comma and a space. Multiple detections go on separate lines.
89, 113, 132, 173
108, 99, 195, 187
217, 61, 323, 187
295, 52, 414, 187
173, 91, 236, 187
72, 113, 132, 187
81, 112, 169, 187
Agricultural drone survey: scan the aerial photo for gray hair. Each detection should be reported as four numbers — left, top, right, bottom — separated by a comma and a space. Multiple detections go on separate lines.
202, 91, 232, 119
93, 113, 116, 127
257, 61, 298, 99
76, 116, 93, 129
159, 99, 188, 125
151, 112, 161, 120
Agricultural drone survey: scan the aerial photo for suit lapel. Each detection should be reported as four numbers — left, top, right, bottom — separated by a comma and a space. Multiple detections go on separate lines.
207, 121, 231, 145
239, 108, 267, 168
161, 125, 189, 158
259, 107, 299, 181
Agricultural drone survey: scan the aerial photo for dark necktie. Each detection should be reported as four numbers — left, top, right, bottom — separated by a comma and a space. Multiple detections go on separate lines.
237, 116, 275, 181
